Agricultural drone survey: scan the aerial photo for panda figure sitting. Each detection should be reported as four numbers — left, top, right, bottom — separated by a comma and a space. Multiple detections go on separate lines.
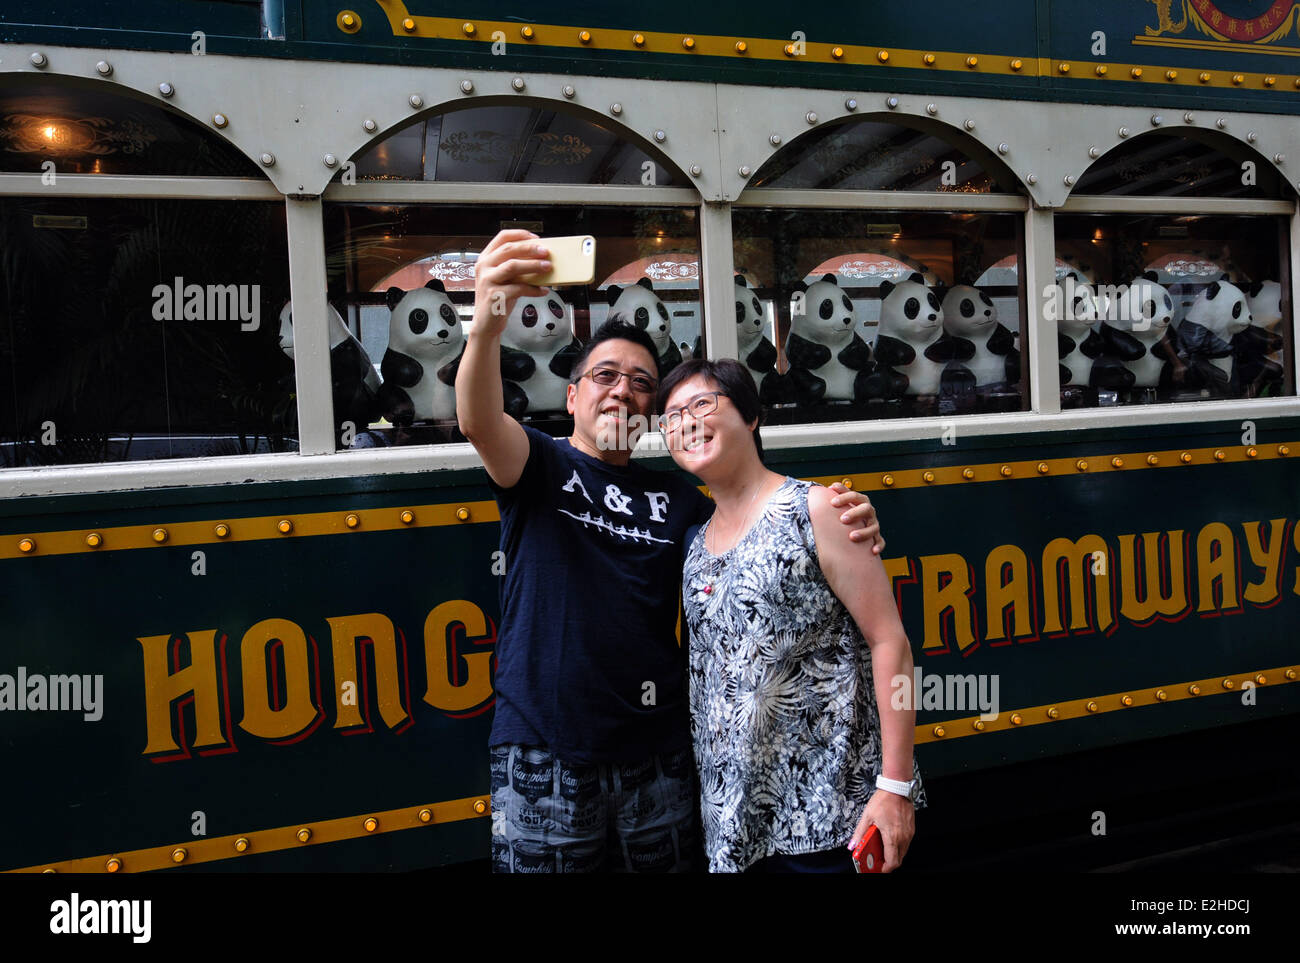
499, 288, 583, 419
278, 300, 382, 439
1236, 280, 1285, 395
733, 275, 790, 405
939, 285, 1018, 389
1179, 279, 1253, 396
784, 274, 873, 405
378, 280, 465, 426
862, 273, 952, 401
607, 277, 682, 379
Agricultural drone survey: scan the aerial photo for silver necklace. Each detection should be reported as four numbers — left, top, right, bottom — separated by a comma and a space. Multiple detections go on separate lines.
703, 481, 763, 595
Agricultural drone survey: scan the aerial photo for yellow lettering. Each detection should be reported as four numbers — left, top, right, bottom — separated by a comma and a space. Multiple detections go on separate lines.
1117, 532, 1189, 623
238, 618, 319, 739
1196, 522, 1240, 612
984, 544, 1033, 642
919, 553, 977, 653
327, 613, 409, 730
137, 631, 227, 755
1242, 519, 1288, 605
423, 600, 494, 711
1041, 535, 1113, 634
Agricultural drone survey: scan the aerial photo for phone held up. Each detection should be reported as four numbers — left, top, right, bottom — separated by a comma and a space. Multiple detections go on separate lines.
852, 825, 884, 874
524, 235, 596, 287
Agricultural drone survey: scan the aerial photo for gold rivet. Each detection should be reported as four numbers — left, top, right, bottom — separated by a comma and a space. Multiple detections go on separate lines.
456, 507, 470, 522
364, 817, 378, 832
277, 519, 293, 534
1279, 445, 1290, 456
1011, 59, 1023, 71
400, 510, 415, 525
1199, 72, 1211, 83
967, 56, 979, 68
152, 528, 168, 543
999, 465, 1012, 477
473, 799, 487, 814
1189, 684, 1201, 695
297, 827, 312, 843
922, 470, 935, 483
402, 17, 416, 32
462, 22, 476, 36
1287, 669, 1297, 680
105, 857, 121, 872
1180, 452, 1192, 463
1166, 69, 1177, 80
345, 513, 360, 529
1147, 453, 1159, 465
1155, 689, 1167, 701
734, 40, 747, 53
1086, 701, 1098, 712
840, 477, 854, 490
234, 837, 249, 852
682, 36, 695, 50
1246, 446, 1258, 458
1232, 73, 1244, 85
1010, 713, 1023, 725
882, 474, 894, 487
42, 868, 55, 874
214, 523, 230, 538
1111, 456, 1124, 468
340, 13, 356, 29
1095, 64, 1107, 76
933, 725, 945, 737
877, 49, 889, 63
172, 847, 187, 863
1037, 462, 1049, 474
1121, 695, 1133, 706
1222, 678, 1235, 690
831, 46, 844, 60
923, 53, 935, 65
1214, 449, 1226, 461
962, 467, 975, 480
1131, 67, 1143, 78
1265, 76, 1276, 87
972, 719, 985, 731
1047, 707, 1059, 719
632, 33, 645, 47
85, 532, 102, 548
520, 25, 534, 40
1058, 62, 1070, 74
1256, 673, 1267, 685
18, 537, 35, 553
419, 808, 433, 823
1075, 459, 1088, 471
578, 30, 592, 44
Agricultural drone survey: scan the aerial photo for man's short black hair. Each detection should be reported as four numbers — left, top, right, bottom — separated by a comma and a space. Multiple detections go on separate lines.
570, 316, 661, 383
656, 357, 765, 461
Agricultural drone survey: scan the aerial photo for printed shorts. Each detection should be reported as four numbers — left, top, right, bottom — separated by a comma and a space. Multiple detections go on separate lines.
489, 744, 702, 873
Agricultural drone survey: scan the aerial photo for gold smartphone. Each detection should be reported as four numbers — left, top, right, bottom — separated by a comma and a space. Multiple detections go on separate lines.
525, 235, 596, 287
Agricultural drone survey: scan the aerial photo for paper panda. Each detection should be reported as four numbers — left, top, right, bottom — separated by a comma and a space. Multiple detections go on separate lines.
733, 276, 790, 405
378, 280, 465, 426
499, 288, 582, 419
1087, 274, 1181, 391
1179, 280, 1252, 395
784, 274, 872, 404
1236, 280, 1285, 395
608, 277, 681, 378
1055, 280, 1104, 388
940, 285, 1018, 389
862, 273, 950, 399
278, 300, 381, 438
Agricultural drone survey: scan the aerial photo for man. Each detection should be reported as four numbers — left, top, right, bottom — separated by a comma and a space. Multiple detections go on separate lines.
456, 229, 884, 873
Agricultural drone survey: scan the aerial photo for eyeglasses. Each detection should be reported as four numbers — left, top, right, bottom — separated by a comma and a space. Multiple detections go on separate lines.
576, 365, 658, 395
658, 391, 723, 432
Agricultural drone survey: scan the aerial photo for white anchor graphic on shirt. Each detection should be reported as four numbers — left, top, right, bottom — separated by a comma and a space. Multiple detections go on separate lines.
557, 508, 674, 545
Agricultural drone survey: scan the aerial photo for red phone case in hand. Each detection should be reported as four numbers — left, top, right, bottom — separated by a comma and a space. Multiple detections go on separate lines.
852, 825, 884, 873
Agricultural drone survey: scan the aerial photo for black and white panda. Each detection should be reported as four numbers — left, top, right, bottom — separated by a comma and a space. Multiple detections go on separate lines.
1236, 280, 1285, 395
733, 275, 790, 405
940, 285, 1018, 388
378, 280, 465, 426
608, 277, 681, 378
1179, 279, 1253, 396
278, 300, 381, 439
862, 273, 951, 399
784, 274, 872, 405
500, 288, 582, 419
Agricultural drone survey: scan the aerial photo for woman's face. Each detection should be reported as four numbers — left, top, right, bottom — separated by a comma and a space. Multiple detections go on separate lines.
661, 374, 756, 478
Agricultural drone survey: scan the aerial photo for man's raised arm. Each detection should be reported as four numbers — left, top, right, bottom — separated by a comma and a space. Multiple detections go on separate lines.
456, 230, 552, 488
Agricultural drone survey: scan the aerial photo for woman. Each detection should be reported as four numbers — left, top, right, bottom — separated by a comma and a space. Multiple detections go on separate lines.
658, 358, 925, 873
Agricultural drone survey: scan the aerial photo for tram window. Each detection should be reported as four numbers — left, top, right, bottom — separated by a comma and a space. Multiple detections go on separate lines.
0, 78, 262, 177
322, 203, 701, 450
0, 198, 294, 467
339, 105, 682, 186
1052, 214, 1292, 407
731, 208, 1027, 425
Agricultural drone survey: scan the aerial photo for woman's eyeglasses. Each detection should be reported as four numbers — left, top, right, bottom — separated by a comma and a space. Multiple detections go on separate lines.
658, 392, 723, 432
576, 365, 658, 395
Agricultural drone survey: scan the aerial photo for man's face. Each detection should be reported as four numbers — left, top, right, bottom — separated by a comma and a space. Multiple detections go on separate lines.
566, 339, 658, 458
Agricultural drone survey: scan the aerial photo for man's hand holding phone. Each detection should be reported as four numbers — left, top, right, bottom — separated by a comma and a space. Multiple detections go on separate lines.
470, 230, 550, 340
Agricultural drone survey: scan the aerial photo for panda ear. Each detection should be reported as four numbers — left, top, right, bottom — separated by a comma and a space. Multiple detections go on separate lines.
1142, 270, 1159, 282
636, 277, 655, 291
792, 279, 808, 293
908, 272, 925, 285
821, 273, 838, 285
1247, 280, 1263, 297
879, 279, 895, 298
735, 274, 749, 288
385, 286, 406, 311
606, 285, 622, 306
1207, 281, 1221, 299
424, 279, 446, 293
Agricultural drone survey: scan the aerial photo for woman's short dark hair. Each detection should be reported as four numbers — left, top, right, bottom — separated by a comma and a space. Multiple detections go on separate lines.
657, 357, 765, 461
569, 317, 660, 382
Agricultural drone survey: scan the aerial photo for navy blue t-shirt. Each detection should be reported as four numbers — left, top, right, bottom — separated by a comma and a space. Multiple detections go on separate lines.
487, 426, 713, 764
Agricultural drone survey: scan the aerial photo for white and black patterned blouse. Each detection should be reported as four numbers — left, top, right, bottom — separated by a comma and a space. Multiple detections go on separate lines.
683, 476, 926, 873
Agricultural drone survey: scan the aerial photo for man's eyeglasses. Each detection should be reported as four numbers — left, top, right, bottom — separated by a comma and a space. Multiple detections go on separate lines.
576, 365, 658, 395
658, 391, 723, 432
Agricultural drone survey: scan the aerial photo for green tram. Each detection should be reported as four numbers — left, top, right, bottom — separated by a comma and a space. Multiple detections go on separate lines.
1, 1, 1298, 872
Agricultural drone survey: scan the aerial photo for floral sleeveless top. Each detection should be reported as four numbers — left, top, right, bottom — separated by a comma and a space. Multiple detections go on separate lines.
683, 477, 926, 873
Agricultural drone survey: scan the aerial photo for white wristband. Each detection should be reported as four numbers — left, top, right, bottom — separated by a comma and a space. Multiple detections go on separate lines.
875, 775, 914, 799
